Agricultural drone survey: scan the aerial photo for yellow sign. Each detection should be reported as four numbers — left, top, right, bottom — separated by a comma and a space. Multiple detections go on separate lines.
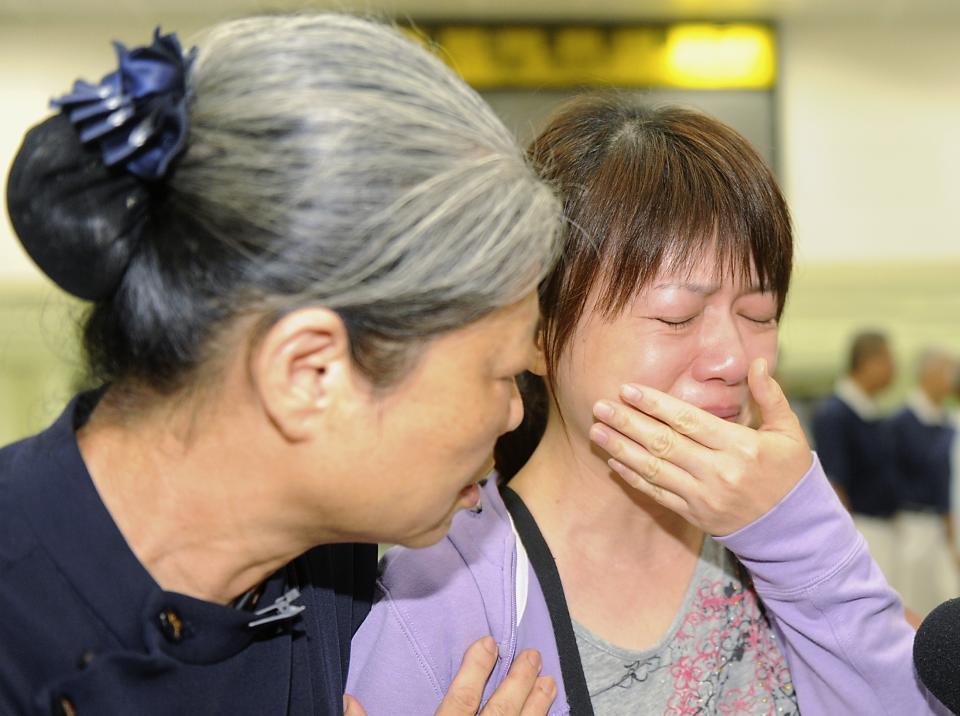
406, 23, 776, 90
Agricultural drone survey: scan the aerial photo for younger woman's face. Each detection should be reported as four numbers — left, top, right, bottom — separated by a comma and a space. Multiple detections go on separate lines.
553, 252, 780, 450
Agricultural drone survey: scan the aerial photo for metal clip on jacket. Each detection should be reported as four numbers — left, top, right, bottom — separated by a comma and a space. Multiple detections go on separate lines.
247, 588, 306, 628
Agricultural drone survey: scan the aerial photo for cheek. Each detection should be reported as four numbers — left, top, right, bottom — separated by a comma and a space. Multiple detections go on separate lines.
624, 340, 694, 391
557, 330, 692, 420
749, 330, 780, 372
586, 329, 694, 394
443, 381, 514, 457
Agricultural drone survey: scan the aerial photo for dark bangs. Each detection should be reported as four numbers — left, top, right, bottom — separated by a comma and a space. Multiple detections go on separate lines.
530, 96, 793, 377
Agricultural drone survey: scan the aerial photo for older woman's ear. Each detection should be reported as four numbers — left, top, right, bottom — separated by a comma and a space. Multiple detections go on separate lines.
250, 307, 356, 442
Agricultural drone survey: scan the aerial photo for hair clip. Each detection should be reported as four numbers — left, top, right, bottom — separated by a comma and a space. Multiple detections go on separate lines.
51, 28, 196, 182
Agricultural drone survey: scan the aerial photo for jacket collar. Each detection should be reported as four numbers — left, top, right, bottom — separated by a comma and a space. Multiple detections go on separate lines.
907, 389, 949, 426
835, 378, 881, 421
14, 392, 294, 664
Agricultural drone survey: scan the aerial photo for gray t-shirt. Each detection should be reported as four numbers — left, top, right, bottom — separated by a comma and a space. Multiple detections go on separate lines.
573, 538, 799, 715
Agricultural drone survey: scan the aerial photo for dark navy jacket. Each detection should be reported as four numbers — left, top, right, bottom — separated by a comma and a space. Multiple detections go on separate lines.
889, 406, 955, 513
0, 393, 377, 715
812, 394, 899, 517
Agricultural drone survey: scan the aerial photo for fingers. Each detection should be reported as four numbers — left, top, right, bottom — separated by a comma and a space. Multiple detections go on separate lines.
591, 399, 716, 481
607, 457, 691, 516
588, 409, 697, 500
343, 695, 367, 716
616, 384, 730, 450
589, 368, 813, 535
437, 637, 499, 715
437, 641, 556, 716
746, 358, 794, 433
480, 650, 551, 716
589, 399, 696, 516
518, 677, 557, 716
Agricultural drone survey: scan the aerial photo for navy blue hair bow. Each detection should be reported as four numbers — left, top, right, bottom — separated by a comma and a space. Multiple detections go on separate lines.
51, 29, 196, 182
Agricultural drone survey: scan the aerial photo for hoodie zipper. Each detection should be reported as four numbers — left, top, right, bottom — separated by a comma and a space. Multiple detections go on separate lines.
497, 532, 520, 690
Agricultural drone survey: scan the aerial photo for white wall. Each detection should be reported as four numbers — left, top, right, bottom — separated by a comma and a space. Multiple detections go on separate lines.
0, 17, 215, 443
778, 19, 960, 263
0, 16, 211, 283
4, 14, 960, 279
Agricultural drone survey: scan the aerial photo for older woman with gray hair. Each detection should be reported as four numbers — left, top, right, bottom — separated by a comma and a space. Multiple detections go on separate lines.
0, 14, 561, 716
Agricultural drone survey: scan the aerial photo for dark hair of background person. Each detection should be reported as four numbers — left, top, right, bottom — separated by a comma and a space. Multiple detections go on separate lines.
848, 331, 890, 374
494, 95, 794, 481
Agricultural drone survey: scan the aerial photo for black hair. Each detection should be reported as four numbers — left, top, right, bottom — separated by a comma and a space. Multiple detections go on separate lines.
848, 331, 890, 374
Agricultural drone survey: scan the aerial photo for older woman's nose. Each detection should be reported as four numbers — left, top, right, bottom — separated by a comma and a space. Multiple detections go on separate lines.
505, 378, 525, 433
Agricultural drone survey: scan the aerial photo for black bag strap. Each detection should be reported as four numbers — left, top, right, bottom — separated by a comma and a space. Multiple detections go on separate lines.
501, 486, 594, 716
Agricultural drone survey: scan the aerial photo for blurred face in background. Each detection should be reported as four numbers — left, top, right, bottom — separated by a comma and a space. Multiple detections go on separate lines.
864, 345, 896, 394
920, 355, 958, 405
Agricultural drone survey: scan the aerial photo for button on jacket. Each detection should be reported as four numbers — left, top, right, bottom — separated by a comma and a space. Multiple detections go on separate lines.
0, 393, 377, 715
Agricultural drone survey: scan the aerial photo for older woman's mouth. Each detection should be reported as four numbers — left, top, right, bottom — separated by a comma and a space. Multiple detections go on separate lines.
458, 482, 481, 509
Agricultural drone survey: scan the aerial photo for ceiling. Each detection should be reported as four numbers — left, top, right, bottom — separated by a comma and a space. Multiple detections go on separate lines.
4, 0, 960, 22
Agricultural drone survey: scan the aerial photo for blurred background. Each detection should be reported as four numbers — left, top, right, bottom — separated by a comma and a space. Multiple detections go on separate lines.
1, 0, 959, 444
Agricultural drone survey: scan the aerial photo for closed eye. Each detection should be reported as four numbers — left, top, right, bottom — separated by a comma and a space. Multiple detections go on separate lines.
741, 314, 778, 326
656, 316, 696, 330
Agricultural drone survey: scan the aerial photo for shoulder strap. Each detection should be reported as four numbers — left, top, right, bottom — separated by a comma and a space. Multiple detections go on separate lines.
501, 486, 594, 716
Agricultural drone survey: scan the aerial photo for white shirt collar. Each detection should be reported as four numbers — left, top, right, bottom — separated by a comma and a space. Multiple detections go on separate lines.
835, 377, 880, 420
907, 389, 949, 426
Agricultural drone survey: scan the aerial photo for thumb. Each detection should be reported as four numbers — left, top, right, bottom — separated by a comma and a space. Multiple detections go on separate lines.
747, 357, 794, 432
344, 694, 367, 716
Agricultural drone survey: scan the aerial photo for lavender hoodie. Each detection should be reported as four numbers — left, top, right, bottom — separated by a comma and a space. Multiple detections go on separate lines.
347, 455, 948, 715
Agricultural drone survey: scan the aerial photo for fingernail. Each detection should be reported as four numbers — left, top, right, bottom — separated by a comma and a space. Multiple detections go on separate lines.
622, 385, 642, 401
608, 458, 624, 473
593, 401, 614, 420
589, 425, 608, 446
539, 676, 557, 698
480, 636, 498, 655
526, 650, 542, 670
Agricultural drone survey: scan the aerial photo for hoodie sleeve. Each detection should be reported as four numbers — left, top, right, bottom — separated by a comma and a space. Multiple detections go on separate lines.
346, 581, 445, 715
715, 454, 950, 716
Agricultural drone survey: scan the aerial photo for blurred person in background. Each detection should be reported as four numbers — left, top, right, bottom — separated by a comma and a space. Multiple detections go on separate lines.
890, 348, 960, 614
812, 331, 900, 581
0, 14, 565, 715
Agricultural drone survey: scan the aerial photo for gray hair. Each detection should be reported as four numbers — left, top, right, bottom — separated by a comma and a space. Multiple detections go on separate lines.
85, 13, 562, 389
916, 347, 957, 380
